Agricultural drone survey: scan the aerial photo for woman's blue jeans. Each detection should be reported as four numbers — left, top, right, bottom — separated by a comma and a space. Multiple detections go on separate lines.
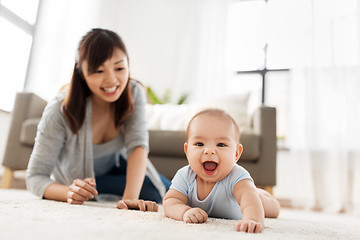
95, 156, 171, 203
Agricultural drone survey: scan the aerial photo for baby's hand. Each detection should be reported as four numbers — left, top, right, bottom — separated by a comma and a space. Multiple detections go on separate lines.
182, 207, 208, 223
235, 219, 263, 233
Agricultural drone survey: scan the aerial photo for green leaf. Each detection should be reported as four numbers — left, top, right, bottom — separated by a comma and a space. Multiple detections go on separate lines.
163, 89, 171, 104
177, 94, 188, 105
147, 87, 163, 104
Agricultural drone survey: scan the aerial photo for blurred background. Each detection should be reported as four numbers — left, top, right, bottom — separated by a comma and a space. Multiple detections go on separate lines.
1, 0, 360, 215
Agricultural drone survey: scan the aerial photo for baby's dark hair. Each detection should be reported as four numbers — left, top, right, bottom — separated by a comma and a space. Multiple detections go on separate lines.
185, 108, 240, 143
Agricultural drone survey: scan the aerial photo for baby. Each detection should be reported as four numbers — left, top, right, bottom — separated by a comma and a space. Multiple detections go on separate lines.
163, 108, 280, 233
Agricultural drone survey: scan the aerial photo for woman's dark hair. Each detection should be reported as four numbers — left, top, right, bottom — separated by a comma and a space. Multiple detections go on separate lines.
62, 28, 134, 134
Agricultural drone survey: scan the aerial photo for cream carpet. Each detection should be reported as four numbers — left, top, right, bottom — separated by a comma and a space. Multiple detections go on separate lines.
0, 189, 359, 240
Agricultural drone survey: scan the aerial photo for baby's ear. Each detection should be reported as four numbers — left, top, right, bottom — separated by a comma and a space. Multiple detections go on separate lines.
235, 144, 243, 162
184, 142, 188, 155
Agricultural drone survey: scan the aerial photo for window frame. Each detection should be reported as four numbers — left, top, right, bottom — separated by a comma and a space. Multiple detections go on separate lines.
234, 0, 290, 104
0, 1, 41, 110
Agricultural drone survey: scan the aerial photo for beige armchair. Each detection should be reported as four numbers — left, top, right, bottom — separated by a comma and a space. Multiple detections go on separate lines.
1, 92, 47, 188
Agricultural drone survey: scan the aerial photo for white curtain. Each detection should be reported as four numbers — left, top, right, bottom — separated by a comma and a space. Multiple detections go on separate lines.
287, 0, 360, 215
187, 0, 235, 102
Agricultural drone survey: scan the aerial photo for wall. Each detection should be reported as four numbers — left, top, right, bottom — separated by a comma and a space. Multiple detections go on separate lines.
95, 0, 230, 103
26, 0, 230, 103
96, 0, 195, 103
26, 0, 101, 100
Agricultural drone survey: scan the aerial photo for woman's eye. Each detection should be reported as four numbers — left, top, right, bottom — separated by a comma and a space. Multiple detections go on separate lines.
217, 143, 226, 147
95, 70, 104, 74
116, 68, 124, 71
195, 142, 204, 146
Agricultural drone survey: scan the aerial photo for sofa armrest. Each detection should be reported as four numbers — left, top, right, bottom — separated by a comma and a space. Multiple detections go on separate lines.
20, 118, 41, 146
2, 92, 47, 170
241, 106, 277, 186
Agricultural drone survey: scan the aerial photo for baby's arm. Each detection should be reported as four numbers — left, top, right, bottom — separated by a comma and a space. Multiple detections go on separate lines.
163, 189, 208, 223
233, 179, 265, 233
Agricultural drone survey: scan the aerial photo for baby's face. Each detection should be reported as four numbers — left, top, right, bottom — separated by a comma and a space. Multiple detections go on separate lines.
185, 115, 242, 184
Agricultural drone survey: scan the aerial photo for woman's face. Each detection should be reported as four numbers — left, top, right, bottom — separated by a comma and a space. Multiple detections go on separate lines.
82, 48, 129, 105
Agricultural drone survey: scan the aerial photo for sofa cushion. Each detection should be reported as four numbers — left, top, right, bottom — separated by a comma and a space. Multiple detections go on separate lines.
148, 130, 260, 163
146, 92, 251, 132
149, 130, 186, 158
20, 118, 40, 146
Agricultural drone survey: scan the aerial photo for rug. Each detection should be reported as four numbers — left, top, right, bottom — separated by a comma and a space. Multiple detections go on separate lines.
0, 189, 359, 240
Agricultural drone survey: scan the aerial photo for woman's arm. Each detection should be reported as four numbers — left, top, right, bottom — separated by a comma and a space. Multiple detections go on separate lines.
26, 99, 66, 198
116, 146, 158, 212
122, 146, 147, 200
43, 182, 69, 202
27, 97, 98, 204
116, 81, 160, 211
121, 81, 150, 200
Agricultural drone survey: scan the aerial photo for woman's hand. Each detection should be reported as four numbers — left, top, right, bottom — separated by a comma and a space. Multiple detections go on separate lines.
117, 199, 158, 212
67, 178, 98, 204
235, 219, 263, 233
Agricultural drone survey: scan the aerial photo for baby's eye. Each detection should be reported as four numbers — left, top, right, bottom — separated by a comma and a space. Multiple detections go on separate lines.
116, 67, 124, 71
195, 142, 204, 146
95, 70, 104, 74
217, 143, 226, 147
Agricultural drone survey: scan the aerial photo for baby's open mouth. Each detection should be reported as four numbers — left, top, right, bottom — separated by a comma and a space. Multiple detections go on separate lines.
203, 161, 218, 175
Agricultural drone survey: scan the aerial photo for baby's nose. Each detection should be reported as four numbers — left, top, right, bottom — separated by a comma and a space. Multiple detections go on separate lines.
204, 148, 215, 155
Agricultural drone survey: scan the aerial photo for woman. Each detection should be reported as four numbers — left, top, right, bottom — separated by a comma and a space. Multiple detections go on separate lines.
26, 28, 170, 211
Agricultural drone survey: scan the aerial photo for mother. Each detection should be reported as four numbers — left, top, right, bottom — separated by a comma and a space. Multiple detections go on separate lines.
27, 28, 170, 211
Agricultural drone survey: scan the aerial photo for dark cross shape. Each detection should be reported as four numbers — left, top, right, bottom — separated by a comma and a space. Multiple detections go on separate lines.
236, 0, 290, 104
236, 44, 289, 104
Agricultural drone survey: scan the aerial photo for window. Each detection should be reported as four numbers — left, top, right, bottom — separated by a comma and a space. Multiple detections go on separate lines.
0, 0, 40, 111
226, 0, 294, 148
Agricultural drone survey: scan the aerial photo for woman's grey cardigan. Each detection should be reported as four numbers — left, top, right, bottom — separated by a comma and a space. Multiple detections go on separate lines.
26, 80, 166, 198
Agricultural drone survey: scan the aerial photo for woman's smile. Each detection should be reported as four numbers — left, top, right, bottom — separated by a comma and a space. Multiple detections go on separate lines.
102, 85, 119, 96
